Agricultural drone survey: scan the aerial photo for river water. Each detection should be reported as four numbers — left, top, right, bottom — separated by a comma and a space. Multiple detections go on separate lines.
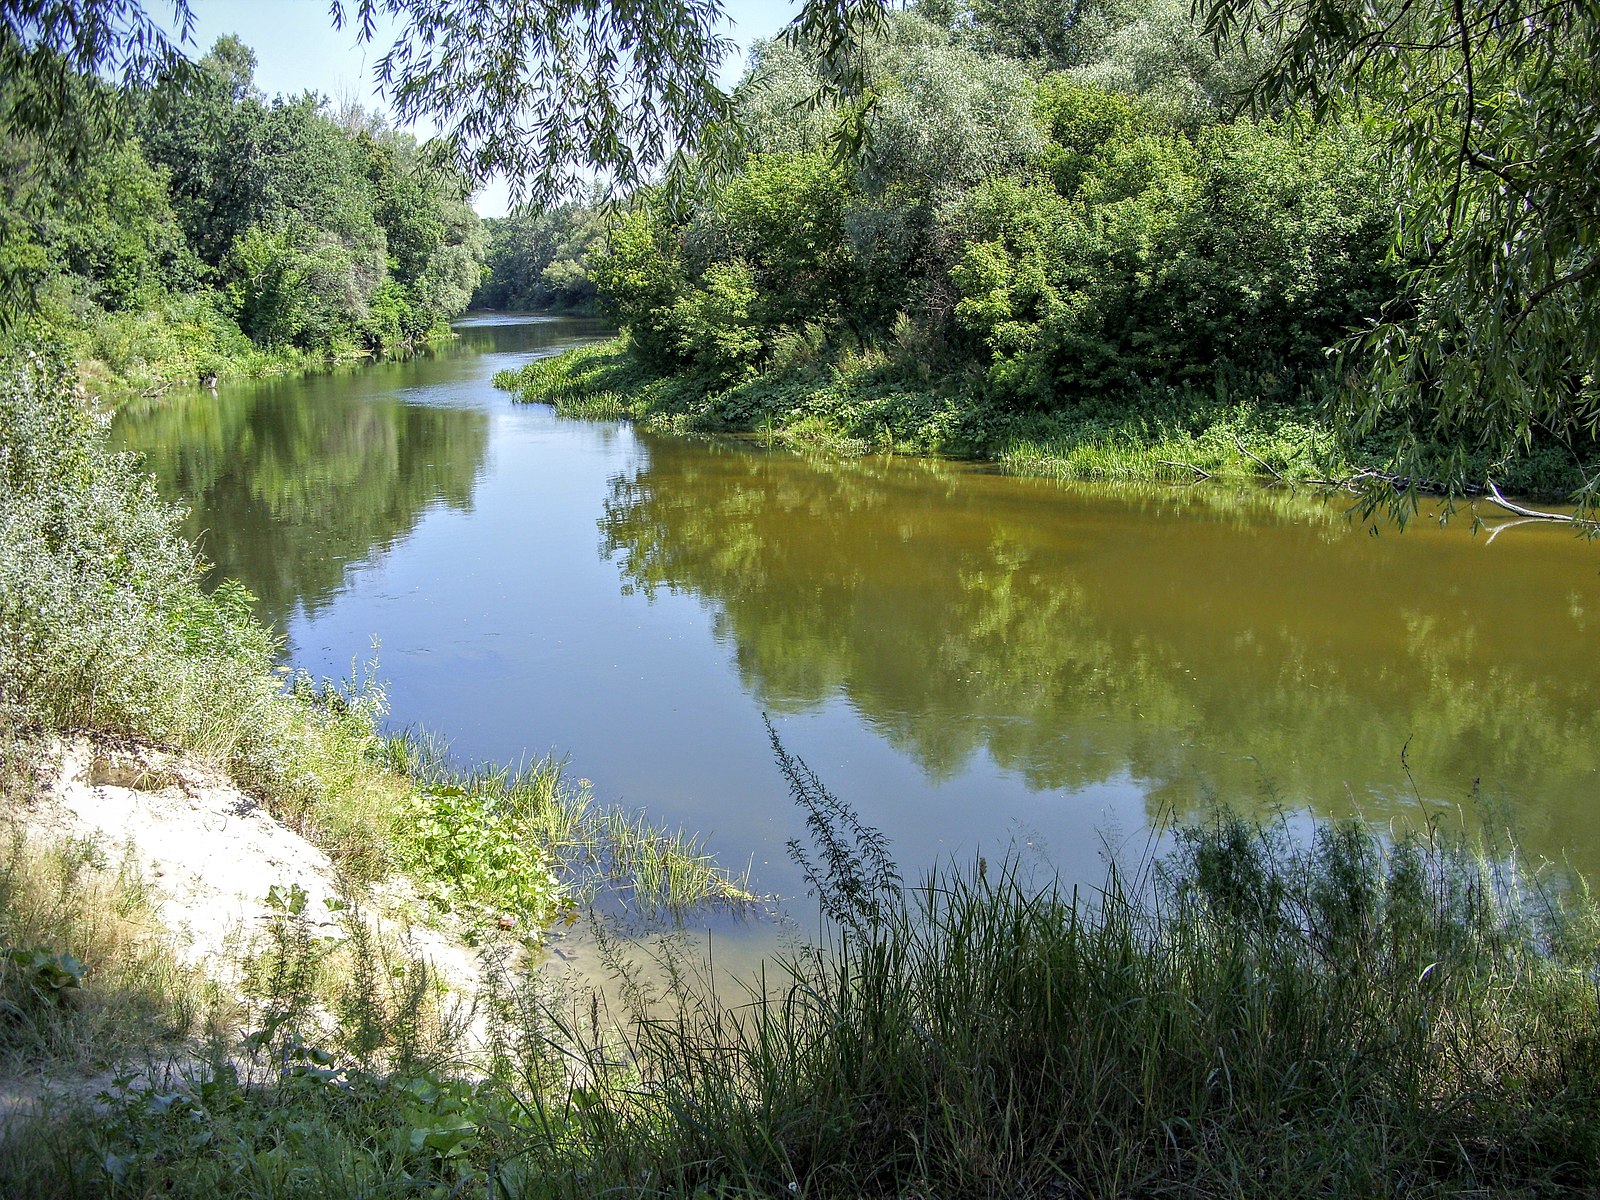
114, 314, 1600, 935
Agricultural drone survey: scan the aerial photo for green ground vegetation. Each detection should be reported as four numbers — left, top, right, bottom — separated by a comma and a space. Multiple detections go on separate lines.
3, 750, 1598, 1198
0, 335, 746, 972
493, 2, 1597, 502
1, 36, 487, 400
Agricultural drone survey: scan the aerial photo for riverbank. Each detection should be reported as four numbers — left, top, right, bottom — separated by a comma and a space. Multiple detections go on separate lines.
4, 774, 1598, 1197
5, 339, 1600, 1195
71, 306, 463, 411
496, 338, 1594, 503
0, 339, 752, 1187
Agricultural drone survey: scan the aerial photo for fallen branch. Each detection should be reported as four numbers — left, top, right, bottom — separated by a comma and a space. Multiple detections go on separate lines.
1233, 437, 1283, 482
1484, 481, 1596, 529
1159, 459, 1211, 480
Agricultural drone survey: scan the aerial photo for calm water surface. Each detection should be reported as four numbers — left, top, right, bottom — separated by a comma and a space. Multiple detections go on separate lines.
115, 315, 1600, 932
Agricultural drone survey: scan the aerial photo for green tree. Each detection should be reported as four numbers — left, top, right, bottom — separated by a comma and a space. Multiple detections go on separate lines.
914, 0, 1131, 69
1202, 0, 1600, 509
1, 0, 897, 330
475, 203, 602, 312
949, 83, 1393, 409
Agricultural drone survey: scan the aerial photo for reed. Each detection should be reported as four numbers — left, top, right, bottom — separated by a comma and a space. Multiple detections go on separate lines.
505, 811, 1600, 1198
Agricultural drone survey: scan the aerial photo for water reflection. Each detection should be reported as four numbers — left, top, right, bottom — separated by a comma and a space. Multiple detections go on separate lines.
113, 317, 611, 629
603, 440, 1600, 873
110, 316, 1600, 895
117, 381, 490, 629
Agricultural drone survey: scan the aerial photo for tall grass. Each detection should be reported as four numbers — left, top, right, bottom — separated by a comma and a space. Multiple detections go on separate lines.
499, 810, 1600, 1198
3, 739, 1598, 1196
0, 828, 218, 1075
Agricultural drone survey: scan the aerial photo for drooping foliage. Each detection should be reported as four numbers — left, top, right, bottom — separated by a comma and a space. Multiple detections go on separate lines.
1202, 0, 1600, 508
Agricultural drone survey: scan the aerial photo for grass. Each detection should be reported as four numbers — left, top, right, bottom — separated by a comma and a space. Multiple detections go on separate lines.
498, 337, 1599, 502
495, 339, 1355, 487
463, 753, 1600, 1199
6, 796, 1595, 1198
0, 827, 221, 1077
381, 730, 755, 928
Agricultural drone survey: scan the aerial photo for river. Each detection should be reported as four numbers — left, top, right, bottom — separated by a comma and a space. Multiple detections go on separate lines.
113, 313, 1600, 944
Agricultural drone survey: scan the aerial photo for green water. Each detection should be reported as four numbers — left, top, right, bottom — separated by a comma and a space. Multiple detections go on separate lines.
115, 314, 1600, 910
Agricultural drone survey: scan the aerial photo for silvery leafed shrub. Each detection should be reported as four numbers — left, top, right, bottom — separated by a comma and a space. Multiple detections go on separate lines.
0, 343, 275, 748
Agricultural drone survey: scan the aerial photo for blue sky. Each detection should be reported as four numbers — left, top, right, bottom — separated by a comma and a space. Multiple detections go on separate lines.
172, 1, 799, 215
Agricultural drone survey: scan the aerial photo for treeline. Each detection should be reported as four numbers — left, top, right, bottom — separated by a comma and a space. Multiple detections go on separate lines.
1, 36, 486, 393
510, 0, 1592, 498
473, 203, 601, 313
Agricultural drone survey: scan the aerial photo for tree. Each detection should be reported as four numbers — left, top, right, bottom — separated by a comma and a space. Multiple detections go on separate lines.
1201, 0, 1600, 510
0, 0, 901, 327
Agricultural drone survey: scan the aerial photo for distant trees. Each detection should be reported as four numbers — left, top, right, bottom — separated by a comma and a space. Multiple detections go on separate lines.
474, 205, 602, 313
134, 37, 485, 353
0, 30, 486, 384
587, 9, 1394, 413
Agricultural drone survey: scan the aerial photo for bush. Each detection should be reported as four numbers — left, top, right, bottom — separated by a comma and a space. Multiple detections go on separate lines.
0, 343, 278, 746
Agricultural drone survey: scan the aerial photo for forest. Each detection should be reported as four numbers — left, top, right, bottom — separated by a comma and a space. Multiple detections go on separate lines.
1, 32, 486, 395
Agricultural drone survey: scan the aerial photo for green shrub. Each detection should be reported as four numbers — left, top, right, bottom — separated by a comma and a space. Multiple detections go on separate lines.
0, 343, 278, 746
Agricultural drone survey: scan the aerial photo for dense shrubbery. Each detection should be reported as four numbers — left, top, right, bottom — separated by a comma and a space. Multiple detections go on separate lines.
0, 344, 276, 746
1, 36, 486, 395
561, 9, 1399, 468
505, 1, 1595, 499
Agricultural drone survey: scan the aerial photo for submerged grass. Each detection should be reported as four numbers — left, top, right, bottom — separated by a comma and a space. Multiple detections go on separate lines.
383, 730, 755, 923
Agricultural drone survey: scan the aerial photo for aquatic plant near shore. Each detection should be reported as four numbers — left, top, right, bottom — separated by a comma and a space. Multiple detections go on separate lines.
381, 729, 755, 923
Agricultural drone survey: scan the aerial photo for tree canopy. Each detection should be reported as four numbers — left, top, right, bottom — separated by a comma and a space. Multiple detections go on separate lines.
1201, 0, 1600, 509
3, 0, 895, 204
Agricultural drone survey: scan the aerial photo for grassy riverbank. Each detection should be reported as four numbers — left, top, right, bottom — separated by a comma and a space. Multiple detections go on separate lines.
497, 339, 1592, 500
68, 302, 460, 410
0, 341, 742, 917
4, 801, 1597, 1198
3, 338, 1599, 1194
